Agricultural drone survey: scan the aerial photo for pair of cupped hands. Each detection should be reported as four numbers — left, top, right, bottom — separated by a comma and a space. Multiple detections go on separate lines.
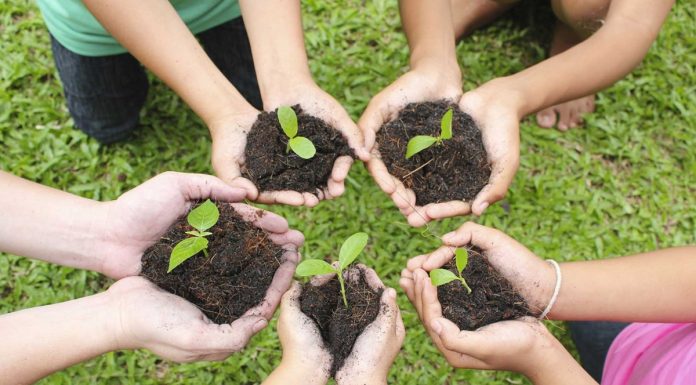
97, 170, 562, 382
211, 66, 520, 226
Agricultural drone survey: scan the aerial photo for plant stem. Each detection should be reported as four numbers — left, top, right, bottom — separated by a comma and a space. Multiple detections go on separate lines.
459, 277, 472, 294
203, 245, 208, 258
286, 142, 291, 154
338, 273, 348, 308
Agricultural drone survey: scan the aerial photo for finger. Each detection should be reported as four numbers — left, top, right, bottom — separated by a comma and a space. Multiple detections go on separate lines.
268, 229, 305, 249
281, 281, 302, 311
406, 208, 430, 227
424, 201, 471, 222
335, 116, 370, 161
441, 221, 503, 251
229, 203, 290, 234
357, 96, 388, 150
168, 172, 248, 203
391, 184, 417, 213
310, 271, 336, 287
375, 288, 399, 330
471, 155, 518, 216
400, 268, 415, 301
257, 191, 306, 206
419, 270, 443, 328
395, 303, 406, 341
212, 162, 259, 201
413, 269, 428, 318
331, 156, 354, 183
366, 155, 397, 195
406, 255, 428, 272
195, 315, 267, 352
422, 245, 456, 271
327, 178, 345, 198
430, 317, 490, 369
302, 192, 320, 207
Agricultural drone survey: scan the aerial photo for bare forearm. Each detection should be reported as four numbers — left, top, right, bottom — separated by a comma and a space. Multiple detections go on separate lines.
262, 362, 328, 385
551, 247, 696, 322
82, 0, 255, 129
399, 0, 459, 75
526, 341, 598, 385
0, 171, 107, 272
0, 292, 117, 385
502, 0, 673, 116
239, 0, 312, 107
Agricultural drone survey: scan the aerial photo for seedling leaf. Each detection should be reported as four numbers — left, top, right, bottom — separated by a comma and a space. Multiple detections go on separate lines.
406, 135, 438, 159
455, 248, 468, 276
278, 106, 298, 138
429, 269, 459, 286
187, 199, 219, 232
296, 259, 337, 277
289, 136, 316, 159
168, 237, 209, 272
338, 232, 368, 270
441, 108, 453, 139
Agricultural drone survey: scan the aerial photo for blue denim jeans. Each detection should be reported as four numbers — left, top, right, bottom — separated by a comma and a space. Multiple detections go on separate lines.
50, 17, 261, 144
568, 321, 630, 383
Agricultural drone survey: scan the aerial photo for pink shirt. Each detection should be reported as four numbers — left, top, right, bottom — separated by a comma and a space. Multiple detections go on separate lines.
602, 323, 696, 385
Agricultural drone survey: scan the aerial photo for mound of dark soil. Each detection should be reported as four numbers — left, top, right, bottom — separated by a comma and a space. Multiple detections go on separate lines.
242, 105, 354, 194
438, 247, 533, 330
141, 204, 285, 324
376, 101, 491, 205
300, 268, 382, 376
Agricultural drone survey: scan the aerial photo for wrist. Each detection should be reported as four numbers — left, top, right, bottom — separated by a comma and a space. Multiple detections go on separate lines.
473, 77, 527, 118
258, 70, 314, 110
274, 360, 330, 385
523, 336, 589, 384
410, 55, 462, 90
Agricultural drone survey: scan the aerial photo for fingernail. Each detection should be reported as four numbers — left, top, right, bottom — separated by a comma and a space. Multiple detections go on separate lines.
252, 319, 268, 333
431, 319, 443, 334
478, 202, 489, 213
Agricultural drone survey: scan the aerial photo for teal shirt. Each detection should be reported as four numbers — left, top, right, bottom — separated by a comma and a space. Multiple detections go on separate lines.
36, 0, 240, 57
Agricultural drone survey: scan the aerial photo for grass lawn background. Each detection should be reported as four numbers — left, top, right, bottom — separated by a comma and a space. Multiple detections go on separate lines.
1, 0, 694, 384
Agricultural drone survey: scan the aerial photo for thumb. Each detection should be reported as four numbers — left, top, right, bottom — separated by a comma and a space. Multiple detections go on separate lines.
431, 317, 488, 357
204, 315, 268, 353
172, 172, 247, 203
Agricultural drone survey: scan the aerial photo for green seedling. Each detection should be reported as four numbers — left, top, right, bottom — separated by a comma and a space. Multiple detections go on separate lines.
295, 232, 369, 307
429, 248, 472, 294
405, 107, 453, 159
278, 106, 316, 159
168, 199, 219, 273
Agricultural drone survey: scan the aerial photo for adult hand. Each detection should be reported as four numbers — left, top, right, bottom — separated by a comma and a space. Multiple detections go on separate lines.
107, 276, 268, 362
359, 67, 465, 227
209, 107, 263, 199
336, 265, 405, 385
98, 172, 304, 289
261, 80, 370, 207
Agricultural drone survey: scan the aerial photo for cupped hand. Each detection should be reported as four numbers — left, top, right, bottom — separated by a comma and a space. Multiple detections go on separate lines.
359, 68, 467, 227
107, 276, 268, 362
456, 80, 522, 216
98, 172, 247, 279
402, 267, 563, 376
335, 265, 405, 385
209, 107, 263, 199
276, 282, 333, 383
258, 81, 369, 207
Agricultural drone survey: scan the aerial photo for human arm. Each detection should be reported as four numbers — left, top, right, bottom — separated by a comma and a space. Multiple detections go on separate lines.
0, 277, 269, 385
80, 0, 260, 193
238, 0, 368, 206
0, 171, 245, 278
413, 221, 696, 322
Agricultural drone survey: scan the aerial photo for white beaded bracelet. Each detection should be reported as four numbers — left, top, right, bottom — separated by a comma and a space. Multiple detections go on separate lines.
539, 259, 562, 320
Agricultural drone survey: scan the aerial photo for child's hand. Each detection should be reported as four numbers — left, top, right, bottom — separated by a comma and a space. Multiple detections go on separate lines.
260, 80, 370, 207
358, 68, 464, 227
274, 282, 333, 385
402, 221, 556, 317
106, 276, 269, 362
336, 265, 405, 385
456, 81, 522, 216
209, 107, 264, 199
403, 268, 564, 377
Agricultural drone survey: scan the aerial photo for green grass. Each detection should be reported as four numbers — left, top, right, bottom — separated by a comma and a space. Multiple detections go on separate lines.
1, 1, 695, 384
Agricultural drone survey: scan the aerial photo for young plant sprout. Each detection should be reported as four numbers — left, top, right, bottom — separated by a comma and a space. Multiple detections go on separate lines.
429, 248, 472, 294
168, 199, 219, 273
295, 232, 369, 307
405, 107, 453, 159
277, 106, 316, 159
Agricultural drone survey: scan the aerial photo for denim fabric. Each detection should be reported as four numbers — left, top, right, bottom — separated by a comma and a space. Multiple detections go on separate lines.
568, 321, 630, 383
50, 17, 260, 144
